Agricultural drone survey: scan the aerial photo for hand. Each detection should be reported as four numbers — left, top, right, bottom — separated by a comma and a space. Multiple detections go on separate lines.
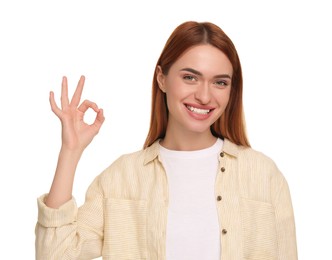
49, 75, 105, 152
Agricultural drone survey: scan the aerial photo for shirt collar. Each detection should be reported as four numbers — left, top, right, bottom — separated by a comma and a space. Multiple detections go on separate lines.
223, 138, 239, 157
143, 140, 161, 165
143, 138, 239, 165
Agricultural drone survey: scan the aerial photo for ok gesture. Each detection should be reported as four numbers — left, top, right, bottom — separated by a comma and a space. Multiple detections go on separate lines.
49, 76, 105, 152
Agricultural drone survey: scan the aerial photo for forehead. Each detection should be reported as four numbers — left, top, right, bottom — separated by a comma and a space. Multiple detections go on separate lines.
170, 44, 233, 75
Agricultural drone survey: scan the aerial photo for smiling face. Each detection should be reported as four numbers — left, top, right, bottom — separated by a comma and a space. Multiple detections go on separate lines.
157, 44, 233, 145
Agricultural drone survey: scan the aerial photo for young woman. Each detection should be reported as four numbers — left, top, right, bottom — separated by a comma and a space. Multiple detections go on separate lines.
36, 21, 298, 259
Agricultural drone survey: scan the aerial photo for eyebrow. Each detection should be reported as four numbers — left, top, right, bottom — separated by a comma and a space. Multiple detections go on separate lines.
180, 67, 232, 79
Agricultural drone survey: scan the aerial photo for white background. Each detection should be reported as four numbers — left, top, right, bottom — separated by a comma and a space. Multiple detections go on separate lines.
1, 0, 331, 259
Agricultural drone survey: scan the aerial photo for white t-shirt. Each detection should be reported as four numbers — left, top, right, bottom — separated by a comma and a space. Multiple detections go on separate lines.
159, 138, 223, 260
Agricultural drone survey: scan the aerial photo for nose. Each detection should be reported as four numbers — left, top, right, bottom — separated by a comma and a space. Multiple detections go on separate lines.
194, 82, 211, 104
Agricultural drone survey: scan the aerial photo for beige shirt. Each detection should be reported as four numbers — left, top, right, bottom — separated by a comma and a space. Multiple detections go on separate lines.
36, 139, 298, 260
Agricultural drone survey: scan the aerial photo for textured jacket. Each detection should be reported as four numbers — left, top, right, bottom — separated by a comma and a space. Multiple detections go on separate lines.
36, 139, 298, 259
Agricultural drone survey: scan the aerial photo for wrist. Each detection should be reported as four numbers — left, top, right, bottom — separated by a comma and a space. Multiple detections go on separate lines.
59, 145, 83, 161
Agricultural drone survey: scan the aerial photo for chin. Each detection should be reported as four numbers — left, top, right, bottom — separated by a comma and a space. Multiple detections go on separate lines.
185, 123, 213, 135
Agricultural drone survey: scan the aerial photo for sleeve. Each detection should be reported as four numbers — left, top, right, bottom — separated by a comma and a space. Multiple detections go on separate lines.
35, 175, 104, 260
274, 177, 298, 260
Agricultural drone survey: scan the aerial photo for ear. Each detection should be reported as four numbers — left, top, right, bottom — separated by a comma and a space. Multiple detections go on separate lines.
156, 66, 166, 93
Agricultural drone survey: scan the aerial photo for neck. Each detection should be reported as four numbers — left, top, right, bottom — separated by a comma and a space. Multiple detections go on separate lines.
161, 129, 217, 151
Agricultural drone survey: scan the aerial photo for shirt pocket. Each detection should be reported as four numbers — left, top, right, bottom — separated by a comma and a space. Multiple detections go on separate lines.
103, 198, 147, 259
240, 198, 278, 260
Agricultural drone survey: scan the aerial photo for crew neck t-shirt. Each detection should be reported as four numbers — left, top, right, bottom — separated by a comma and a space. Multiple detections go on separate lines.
159, 138, 223, 260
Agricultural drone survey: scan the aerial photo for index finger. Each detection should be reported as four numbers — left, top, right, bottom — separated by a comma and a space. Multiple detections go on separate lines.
70, 75, 85, 107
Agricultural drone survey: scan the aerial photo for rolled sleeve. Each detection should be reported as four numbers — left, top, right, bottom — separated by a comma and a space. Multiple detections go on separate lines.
37, 194, 78, 227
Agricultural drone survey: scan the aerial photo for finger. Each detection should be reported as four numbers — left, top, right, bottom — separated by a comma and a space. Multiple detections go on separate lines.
77, 99, 98, 114
61, 76, 69, 109
49, 91, 62, 117
71, 75, 85, 107
92, 108, 105, 130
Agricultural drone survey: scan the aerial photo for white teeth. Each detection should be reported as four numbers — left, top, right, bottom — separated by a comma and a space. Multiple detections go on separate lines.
187, 105, 210, 115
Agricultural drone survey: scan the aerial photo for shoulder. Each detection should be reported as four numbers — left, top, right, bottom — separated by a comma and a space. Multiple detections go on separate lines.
102, 149, 145, 175
224, 139, 288, 202
241, 146, 278, 170
224, 139, 284, 179
99, 141, 160, 178
93, 142, 160, 196
224, 139, 276, 164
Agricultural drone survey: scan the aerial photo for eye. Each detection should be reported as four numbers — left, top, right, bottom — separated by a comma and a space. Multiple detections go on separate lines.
183, 74, 197, 81
215, 80, 229, 87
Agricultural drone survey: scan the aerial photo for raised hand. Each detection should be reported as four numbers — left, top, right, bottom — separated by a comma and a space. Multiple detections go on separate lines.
49, 75, 105, 152
46, 76, 105, 208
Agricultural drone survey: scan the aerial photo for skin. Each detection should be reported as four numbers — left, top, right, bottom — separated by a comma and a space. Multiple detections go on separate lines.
45, 76, 105, 208
157, 44, 233, 151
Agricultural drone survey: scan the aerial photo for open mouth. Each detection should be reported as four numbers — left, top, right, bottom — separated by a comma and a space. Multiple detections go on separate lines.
186, 105, 213, 115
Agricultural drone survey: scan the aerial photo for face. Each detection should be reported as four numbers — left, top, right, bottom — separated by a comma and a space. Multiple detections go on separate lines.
157, 44, 233, 137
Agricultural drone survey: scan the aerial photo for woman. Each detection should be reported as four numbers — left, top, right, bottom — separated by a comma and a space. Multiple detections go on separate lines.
36, 21, 298, 259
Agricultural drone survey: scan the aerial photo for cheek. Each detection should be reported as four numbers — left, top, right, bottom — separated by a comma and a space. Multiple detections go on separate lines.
224, 93, 231, 107
165, 79, 188, 98
216, 90, 231, 109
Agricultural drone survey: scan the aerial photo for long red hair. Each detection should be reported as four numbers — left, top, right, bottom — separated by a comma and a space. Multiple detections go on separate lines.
144, 21, 250, 148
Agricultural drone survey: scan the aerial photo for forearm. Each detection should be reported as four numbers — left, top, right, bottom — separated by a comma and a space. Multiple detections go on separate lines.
36, 191, 103, 259
45, 147, 83, 208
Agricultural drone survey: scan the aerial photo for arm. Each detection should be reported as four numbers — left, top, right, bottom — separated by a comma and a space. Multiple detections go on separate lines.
35, 76, 105, 259
36, 174, 105, 259
274, 178, 298, 259
46, 75, 105, 208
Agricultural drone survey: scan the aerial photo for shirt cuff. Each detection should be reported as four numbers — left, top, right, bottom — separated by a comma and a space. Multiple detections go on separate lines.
37, 194, 78, 227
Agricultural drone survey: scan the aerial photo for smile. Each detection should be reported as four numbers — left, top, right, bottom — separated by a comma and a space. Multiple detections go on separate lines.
186, 105, 212, 115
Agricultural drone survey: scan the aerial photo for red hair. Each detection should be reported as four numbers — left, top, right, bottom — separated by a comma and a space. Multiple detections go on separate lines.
144, 21, 250, 148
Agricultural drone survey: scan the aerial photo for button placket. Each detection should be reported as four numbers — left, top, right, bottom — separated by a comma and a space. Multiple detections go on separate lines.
219, 152, 226, 173
218, 151, 228, 237
217, 151, 226, 202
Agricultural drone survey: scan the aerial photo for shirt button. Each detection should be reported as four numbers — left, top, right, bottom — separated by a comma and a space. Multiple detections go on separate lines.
217, 195, 222, 201
221, 167, 225, 172
220, 152, 224, 157
222, 229, 227, 234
